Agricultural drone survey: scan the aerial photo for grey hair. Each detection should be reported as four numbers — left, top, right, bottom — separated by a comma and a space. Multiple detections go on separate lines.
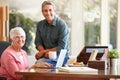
10, 27, 26, 39
42, 1, 56, 11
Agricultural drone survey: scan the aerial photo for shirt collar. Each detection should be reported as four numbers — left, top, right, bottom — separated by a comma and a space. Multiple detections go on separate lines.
45, 16, 57, 27
52, 16, 57, 26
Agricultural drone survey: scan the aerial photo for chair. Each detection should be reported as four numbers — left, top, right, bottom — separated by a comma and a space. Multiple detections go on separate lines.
0, 41, 11, 80
0, 77, 7, 80
0, 41, 11, 57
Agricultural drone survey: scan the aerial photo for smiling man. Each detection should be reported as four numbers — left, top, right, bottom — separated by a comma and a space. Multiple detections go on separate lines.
35, 1, 69, 67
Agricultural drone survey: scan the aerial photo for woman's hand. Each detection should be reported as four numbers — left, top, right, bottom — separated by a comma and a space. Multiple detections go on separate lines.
30, 62, 53, 68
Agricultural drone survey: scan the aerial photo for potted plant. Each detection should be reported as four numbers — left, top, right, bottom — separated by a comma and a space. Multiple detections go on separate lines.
108, 49, 120, 67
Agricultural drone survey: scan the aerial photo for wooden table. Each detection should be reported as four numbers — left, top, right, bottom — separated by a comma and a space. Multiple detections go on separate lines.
15, 67, 120, 80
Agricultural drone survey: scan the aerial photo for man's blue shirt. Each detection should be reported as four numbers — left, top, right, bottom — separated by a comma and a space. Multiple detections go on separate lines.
35, 16, 69, 66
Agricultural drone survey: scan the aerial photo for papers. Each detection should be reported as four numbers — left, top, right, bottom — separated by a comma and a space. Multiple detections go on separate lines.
89, 49, 98, 61
68, 64, 84, 67
58, 67, 98, 74
68, 62, 84, 67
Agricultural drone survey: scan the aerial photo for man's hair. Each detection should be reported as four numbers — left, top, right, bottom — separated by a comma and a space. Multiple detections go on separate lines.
42, 1, 56, 11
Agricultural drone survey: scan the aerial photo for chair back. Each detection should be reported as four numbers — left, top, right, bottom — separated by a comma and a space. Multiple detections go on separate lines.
0, 41, 10, 80
0, 41, 11, 57
0, 77, 7, 80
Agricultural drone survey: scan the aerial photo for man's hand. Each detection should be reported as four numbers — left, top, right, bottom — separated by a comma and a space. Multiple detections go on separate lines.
35, 50, 49, 60
35, 51, 45, 60
44, 51, 49, 59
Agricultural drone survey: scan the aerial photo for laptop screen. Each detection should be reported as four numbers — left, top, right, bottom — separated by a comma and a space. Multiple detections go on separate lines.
56, 49, 67, 67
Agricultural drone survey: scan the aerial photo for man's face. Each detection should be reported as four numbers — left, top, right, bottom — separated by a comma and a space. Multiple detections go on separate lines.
42, 4, 55, 23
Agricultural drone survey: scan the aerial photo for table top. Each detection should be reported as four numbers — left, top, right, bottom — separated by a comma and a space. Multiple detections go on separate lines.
15, 66, 120, 79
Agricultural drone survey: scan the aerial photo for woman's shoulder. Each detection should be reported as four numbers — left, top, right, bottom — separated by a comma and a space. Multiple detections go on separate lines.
2, 46, 12, 54
1, 46, 14, 58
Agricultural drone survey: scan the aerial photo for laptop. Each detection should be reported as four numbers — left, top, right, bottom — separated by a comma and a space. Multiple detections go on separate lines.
38, 49, 67, 69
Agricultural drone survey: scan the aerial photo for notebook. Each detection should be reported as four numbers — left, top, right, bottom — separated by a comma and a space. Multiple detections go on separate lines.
38, 49, 67, 69
58, 67, 98, 74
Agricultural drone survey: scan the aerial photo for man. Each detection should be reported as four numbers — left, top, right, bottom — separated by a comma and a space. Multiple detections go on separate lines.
35, 1, 69, 66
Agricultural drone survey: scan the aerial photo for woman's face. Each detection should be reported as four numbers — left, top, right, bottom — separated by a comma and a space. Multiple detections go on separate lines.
42, 4, 55, 23
12, 31, 26, 48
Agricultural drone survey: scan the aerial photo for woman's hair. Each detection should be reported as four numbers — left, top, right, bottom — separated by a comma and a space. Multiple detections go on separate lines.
10, 27, 26, 39
42, 1, 56, 11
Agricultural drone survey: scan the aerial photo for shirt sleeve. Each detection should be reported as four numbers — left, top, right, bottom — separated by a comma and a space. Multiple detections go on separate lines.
56, 21, 69, 53
35, 22, 43, 48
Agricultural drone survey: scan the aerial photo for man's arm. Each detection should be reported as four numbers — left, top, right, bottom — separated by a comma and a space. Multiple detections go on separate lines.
35, 45, 57, 59
55, 20, 69, 53
35, 45, 46, 60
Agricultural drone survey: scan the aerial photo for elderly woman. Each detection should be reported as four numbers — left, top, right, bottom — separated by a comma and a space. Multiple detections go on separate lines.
0, 27, 52, 80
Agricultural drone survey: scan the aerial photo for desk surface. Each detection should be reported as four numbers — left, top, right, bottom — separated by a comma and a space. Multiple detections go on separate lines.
15, 67, 120, 80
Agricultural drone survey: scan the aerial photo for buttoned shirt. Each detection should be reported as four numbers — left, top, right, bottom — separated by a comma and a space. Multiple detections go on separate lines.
35, 16, 69, 66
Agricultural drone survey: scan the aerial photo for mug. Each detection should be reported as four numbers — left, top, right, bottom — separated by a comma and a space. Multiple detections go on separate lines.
48, 51, 57, 60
